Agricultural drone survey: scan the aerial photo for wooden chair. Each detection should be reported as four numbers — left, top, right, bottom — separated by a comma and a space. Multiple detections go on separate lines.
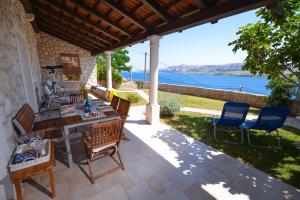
117, 98, 131, 141
70, 93, 84, 103
110, 95, 120, 110
117, 98, 131, 119
81, 119, 125, 184
12, 103, 63, 139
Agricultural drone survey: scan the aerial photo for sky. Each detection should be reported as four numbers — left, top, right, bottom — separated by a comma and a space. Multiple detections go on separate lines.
125, 9, 260, 71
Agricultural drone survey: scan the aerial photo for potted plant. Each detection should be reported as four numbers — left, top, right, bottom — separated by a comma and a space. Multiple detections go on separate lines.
79, 84, 96, 113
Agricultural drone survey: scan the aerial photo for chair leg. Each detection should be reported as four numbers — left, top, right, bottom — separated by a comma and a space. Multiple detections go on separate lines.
276, 130, 281, 149
110, 148, 116, 157
247, 129, 252, 146
121, 131, 130, 141
116, 150, 125, 170
247, 129, 281, 149
213, 124, 217, 141
87, 159, 95, 184
214, 124, 243, 144
240, 127, 244, 144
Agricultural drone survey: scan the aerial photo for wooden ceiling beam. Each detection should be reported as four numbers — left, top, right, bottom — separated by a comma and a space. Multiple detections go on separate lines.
140, 0, 173, 22
32, 4, 112, 45
95, 0, 275, 55
39, 27, 97, 52
31, 0, 121, 42
36, 16, 106, 48
20, 0, 39, 32
37, 22, 101, 51
34, 8, 109, 47
192, 0, 219, 9
71, 0, 131, 37
101, 0, 147, 30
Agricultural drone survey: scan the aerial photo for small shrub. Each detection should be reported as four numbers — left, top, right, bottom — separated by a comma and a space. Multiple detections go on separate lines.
127, 94, 140, 103
136, 81, 144, 89
266, 77, 297, 106
159, 97, 180, 117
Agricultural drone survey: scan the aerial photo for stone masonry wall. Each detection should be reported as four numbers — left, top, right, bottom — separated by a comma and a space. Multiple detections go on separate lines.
37, 32, 97, 89
138, 81, 266, 108
0, 0, 42, 198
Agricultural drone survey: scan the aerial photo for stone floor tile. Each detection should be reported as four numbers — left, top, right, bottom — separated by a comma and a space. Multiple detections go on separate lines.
184, 181, 216, 200
158, 181, 190, 200
145, 176, 166, 195
126, 182, 157, 200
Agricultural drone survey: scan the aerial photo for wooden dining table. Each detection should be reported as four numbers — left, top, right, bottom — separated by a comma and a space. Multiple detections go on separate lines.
60, 101, 120, 167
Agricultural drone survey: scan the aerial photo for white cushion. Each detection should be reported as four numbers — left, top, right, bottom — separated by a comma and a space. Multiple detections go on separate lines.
92, 142, 117, 153
46, 80, 53, 88
44, 85, 51, 96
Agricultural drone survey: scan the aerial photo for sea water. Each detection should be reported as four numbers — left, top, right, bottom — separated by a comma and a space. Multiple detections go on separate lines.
121, 71, 270, 95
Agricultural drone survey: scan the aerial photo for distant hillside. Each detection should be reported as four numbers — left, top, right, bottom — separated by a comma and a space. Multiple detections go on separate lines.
160, 63, 252, 75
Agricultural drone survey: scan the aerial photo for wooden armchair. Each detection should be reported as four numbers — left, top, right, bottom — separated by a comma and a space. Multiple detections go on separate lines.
12, 103, 63, 139
117, 98, 130, 119
69, 93, 84, 103
117, 98, 131, 141
110, 95, 120, 110
81, 119, 125, 184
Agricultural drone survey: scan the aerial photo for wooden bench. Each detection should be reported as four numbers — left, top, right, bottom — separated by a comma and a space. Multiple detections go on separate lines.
12, 103, 63, 139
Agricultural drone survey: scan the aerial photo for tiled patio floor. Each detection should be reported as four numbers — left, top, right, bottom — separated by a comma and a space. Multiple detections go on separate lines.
23, 106, 300, 200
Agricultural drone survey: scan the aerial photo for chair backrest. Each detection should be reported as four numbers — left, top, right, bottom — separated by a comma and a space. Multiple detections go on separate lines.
219, 101, 250, 126
70, 93, 84, 103
252, 107, 289, 132
46, 80, 54, 89
110, 95, 120, 110
90, 119, 124, 149
117, 98, 130, 119
12, 103, 35, 135
43, 85, 52, 97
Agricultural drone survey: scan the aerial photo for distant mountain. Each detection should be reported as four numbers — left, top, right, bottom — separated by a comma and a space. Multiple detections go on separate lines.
160, 63, 250, 75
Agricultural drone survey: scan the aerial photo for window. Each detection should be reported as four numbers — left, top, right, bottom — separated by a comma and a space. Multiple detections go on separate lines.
61, 53, 81, 82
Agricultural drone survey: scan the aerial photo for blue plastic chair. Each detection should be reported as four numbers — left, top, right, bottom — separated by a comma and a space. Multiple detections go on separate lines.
241, 107, 289, 149
212, 102, 250, 144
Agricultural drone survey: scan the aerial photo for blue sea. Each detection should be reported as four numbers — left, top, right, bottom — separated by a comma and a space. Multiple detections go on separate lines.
121, 71, 270, 95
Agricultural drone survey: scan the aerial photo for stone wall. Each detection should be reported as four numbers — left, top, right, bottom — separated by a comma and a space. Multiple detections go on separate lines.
138, 81, 266, 108
119, 81, 138, 90
0, 0, 42, 198
37, 32, 97, 89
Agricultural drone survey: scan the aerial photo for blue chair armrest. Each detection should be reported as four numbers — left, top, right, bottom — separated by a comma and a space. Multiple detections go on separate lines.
212, 118, 220, 125
241, 121, 256, 129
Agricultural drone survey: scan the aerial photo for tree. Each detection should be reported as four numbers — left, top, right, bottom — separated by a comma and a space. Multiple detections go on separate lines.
229, 0, 300, 111
96, 49, 132, 84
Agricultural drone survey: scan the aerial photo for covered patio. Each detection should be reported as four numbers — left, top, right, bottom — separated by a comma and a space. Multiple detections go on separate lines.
20, 106, 300, 200
1, 0, 299, 199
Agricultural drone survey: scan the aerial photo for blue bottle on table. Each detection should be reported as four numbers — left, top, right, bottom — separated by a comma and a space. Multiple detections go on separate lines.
84, 101, 92, 113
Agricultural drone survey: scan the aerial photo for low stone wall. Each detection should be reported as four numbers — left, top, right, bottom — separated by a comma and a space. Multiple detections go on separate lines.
137, 81, 266, 108
119, 81, 138, 90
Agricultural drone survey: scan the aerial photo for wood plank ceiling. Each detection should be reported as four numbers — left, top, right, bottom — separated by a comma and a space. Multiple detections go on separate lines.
25, 0, 276, 55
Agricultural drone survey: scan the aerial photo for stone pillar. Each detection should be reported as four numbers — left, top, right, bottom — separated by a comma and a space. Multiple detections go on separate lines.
105, 51, 112, 98
146, 35, 161, 124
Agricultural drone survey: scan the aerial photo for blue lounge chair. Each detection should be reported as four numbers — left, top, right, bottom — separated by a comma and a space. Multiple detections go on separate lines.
212, 102, 250, 144
241, 107, 289, 149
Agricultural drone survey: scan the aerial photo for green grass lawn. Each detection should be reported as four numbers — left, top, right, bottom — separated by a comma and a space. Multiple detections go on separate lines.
116, 91, 147, 106
143, 90, 260, 115
162, 111, 300, 188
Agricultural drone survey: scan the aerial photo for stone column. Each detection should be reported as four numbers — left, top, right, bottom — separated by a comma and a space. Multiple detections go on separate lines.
105, 51, 112, 98
146, 35, 161, 124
